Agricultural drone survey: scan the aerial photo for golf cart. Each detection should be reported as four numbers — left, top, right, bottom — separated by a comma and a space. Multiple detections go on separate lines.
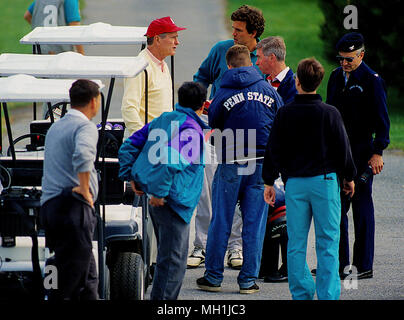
0, 50, 153, 300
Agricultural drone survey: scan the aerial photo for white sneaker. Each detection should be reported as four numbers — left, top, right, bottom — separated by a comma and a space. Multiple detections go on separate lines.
227, 249, 243, 269
187, 247, 205, 268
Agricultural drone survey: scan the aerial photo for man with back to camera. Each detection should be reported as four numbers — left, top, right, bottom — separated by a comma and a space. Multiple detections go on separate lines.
189, 5, 266, 270
256, 36, 297, 104
196, 45, 283, 294
24, 0, 85, 55
255, 35, 296, 282
40, 79, 101, 300
121, 16, 186, 136
263, 58, 356, 300
326, 32, 390, 280
119, 82, 209, 300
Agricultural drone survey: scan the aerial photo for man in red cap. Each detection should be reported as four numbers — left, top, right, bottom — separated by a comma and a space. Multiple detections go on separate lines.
121, 16, 186, 135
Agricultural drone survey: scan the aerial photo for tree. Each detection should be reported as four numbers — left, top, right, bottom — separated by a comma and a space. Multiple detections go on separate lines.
319, 0, 404, 92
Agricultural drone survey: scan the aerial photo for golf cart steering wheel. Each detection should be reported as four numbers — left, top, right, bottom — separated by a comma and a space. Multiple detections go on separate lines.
6, 133, 47, 156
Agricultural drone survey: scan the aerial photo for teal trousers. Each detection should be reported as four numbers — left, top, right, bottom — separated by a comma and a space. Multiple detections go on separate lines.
285, 173, 341, 300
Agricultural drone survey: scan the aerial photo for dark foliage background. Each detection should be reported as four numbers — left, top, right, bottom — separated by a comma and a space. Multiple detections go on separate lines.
319, 0, 404, 93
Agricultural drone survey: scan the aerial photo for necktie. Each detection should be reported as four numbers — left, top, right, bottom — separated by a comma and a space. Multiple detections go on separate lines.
267, 75, 281, 88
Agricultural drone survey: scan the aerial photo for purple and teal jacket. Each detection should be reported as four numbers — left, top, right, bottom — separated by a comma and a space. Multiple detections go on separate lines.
118, 104, 209, 224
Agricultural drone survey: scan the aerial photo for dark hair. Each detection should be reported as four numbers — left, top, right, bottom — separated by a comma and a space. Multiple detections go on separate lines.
296, 58, 325, 92
178, 82, 207, 111
226, 44, 251, 68
231, 5, 265, 39
69, 79, 100, 108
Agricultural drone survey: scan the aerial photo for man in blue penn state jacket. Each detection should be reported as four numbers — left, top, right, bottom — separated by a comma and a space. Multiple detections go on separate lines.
191, 4, 266, 269
196, 45, 283, 294
327, 32, 390, 280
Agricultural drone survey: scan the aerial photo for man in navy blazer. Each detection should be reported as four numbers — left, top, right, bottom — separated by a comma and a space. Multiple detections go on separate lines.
256, 36, 297, 104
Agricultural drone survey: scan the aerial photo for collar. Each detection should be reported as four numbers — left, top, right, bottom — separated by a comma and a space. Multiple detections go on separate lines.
294, 93, 322, 103
342, 60, 365, 82
272, 66, 290, 82
68, 108, 89, 121
175, 104, 210, 130
234, 38, 260, 57
145, 48, 165, 72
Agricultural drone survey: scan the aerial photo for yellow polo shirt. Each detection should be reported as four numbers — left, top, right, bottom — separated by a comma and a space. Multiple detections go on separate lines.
121, 49, 173, 135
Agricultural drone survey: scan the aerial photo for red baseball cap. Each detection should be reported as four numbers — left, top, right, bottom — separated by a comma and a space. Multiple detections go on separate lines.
144, 16, 186, 38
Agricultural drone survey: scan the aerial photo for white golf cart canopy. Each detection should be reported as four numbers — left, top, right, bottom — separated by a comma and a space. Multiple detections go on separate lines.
0, 52, 148, 79
0, 74, 104, 103
20, 22, 147, 46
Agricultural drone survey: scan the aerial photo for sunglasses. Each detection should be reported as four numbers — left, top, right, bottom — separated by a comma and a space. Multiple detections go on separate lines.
336, 55, 356, 63
336, 51, 362, 63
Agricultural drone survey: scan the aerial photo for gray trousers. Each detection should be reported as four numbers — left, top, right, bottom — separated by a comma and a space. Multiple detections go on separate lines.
194, 143, 242, 251
149, 203, 190, 300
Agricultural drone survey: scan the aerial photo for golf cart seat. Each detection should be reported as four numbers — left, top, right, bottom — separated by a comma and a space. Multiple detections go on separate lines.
104, 220, 139, 241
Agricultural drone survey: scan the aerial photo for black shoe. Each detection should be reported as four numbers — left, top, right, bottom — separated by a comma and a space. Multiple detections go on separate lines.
339, 269, 352, 280
196, 277, 221, 292
312, 268, 351, 280
356, 270, 373, 280
264, 272, 288, 283
239, 283, 259, 294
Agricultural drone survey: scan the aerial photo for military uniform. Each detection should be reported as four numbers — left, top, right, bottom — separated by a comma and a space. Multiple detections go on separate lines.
326, 33, 390, 276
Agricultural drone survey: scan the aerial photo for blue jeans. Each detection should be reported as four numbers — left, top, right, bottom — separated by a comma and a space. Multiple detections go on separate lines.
204, 163, 268, 289
285, 173, 341, 300
149, 204, 190, 300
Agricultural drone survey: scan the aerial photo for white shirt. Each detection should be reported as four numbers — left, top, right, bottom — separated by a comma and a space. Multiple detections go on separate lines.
273, 67, 290, 82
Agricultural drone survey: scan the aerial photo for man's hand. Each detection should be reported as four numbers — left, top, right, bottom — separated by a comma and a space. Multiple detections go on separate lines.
264, 185, 276, 207
149, 196, 165, 207
130, 180, 144, 196
368, 154, 384, 175
343, 179, 355, 198
74, 172, 94, 207
72, 185, 94, 208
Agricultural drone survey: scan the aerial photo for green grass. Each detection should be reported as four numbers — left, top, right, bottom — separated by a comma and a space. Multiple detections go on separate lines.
0, 0, 85, 113
227, 0, 404, 151
0, 0, 33, 54
227, 0, 334, 98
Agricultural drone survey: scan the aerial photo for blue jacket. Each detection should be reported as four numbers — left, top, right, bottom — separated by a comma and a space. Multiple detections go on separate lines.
118, 105, 209, 224
208, 66, 284, 163
327, 61, 390, 174
193, 39, 264, 99
277, 68, 297, 105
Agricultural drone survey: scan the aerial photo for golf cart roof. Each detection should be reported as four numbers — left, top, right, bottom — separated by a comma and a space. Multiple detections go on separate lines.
0, 52, 148, 78
20, 23, 147, 45
0, 74, 104, 103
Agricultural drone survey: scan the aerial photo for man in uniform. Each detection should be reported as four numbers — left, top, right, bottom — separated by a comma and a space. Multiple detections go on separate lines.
327, 32, 390, 280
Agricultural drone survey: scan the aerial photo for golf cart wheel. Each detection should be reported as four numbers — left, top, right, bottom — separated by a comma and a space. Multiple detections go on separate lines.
110, 252, 144, 300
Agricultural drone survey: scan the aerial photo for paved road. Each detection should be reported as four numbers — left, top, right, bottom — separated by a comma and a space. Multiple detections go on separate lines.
81, 0, 404, 300
3, 0, 402, 301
